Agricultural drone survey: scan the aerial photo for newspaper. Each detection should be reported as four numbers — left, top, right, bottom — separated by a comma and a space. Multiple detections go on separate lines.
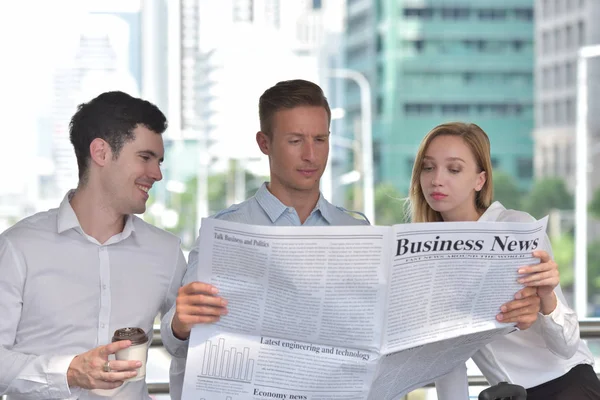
182, 217, 548, 400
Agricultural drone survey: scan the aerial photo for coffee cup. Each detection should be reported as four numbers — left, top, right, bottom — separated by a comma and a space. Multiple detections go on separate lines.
112, 327, 149, 382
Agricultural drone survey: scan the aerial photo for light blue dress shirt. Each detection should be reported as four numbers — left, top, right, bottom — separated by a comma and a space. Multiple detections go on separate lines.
161, 183, 369, 399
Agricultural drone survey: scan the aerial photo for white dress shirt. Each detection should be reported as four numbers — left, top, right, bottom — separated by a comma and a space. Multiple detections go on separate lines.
0, 192, 187, 400
436, 201, 594, 398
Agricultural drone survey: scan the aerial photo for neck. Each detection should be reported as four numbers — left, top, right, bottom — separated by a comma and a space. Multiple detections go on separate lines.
70, 185, 126, 244
267, 182, 320, 224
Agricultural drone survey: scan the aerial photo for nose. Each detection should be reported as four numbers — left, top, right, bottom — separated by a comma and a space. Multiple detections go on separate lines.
431, 169, 443, 186
301, 140, 316, 162
149, 162, 163, 182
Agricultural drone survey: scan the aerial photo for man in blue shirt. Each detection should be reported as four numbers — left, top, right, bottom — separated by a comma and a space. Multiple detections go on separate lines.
160, 79, 541, 399
161, 79, 369, 398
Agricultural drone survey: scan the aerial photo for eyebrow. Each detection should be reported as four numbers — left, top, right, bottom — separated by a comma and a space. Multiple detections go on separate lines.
285, 131, 330, 135
423, 156, 466, 163
138, 150, 164, 163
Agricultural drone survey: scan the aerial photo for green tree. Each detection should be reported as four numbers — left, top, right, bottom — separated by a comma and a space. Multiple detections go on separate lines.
152, 171, 265, 249
521, 178, 573, 219
589, 187, 600, 219
586, 241, 600, 303
492, 171, 522, 210
374, 183, 409, 225
345, 182, 408, 225
550, 234, 575, 291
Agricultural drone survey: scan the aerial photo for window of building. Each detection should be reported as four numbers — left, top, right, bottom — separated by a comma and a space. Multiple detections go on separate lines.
555, 100, 564, 124
566, 61, 575, 85
478, 9, 507, 20
413, 39, 424, 52
553, 143, 561, 176
554, 0, 562, 14
566, 24, 574, 49
347, 13, 368, 32
347, 43, 368, 62
542, 31, 551, 54
543, 102, 552, 125
566, 98, 575, 123
404, 8, 434, 19
312, 0, 322, 9
517, 157, 534, 179
578, 21, 585, 45
514, 8, 533, 21
404, 103, 434, 115
542, 67, 551, 89
565, 143, 573, 175
554, 28, 562, 52
441, 7, 470, 19
376, 96, 383, 116
441, 104, 469, 114
543, 0, 551, 18
555, 64, 563, 88
512, 39, 525, 51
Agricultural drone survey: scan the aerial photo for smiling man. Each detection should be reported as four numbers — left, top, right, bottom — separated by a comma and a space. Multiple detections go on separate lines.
0, 91, 187, 399
161, 79, 370, 399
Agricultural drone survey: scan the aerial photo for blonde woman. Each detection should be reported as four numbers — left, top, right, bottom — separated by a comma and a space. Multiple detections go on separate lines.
410, 122, 599, 400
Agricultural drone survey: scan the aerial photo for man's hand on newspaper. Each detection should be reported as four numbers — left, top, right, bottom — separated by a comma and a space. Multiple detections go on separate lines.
517, 250, 559, 315
496, 286, 540, 330
171, 282, 228, 340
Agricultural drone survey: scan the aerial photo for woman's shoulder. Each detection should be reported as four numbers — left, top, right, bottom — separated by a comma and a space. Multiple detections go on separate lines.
486, 201, 536, 223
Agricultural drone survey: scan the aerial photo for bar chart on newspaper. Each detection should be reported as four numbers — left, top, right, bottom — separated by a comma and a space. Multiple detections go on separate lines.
200, 337, 255, 383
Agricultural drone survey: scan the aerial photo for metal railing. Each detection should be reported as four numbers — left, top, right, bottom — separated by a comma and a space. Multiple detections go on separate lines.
3, 321, 599, 400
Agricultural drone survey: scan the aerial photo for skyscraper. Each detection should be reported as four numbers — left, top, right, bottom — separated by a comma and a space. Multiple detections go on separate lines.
533, 0, 600, 191
344, 0, 535, 193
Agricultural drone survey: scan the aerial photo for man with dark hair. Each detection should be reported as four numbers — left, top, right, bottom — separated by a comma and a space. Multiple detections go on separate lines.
0, 91, 187, 399
161, 79, 369, 399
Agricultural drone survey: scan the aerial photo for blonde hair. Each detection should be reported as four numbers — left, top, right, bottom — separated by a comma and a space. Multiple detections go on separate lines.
409, 122, 494, 223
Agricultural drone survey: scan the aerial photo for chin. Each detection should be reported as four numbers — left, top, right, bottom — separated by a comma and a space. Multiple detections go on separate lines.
426, 200, 448, 214
131, 205, 147, 215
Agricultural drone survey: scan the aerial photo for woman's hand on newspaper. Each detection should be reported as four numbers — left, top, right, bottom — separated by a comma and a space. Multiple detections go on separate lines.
171, 282, 228, 340
517, 250, 559, 315
496, 286, 540, 330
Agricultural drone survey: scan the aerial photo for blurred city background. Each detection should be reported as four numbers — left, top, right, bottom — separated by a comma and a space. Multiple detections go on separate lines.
1, 0, 599, 398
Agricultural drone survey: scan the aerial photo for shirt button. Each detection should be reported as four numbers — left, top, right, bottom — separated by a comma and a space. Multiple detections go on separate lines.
102, 284, 107, 290
101, 323, 106, 328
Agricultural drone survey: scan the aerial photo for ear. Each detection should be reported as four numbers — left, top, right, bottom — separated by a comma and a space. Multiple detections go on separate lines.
89, 138, 110, 167
256, 131, 270, 156
475, 171, 486, 192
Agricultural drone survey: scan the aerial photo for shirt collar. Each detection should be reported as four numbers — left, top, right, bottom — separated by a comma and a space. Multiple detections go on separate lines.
478, 201, 505, 222
313, 194, 333, 224
57, 190, 136, 241
254, 182, 331, 224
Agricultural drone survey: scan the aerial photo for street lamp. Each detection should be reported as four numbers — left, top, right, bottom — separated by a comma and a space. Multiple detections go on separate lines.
575, 44, 600, 318
326, 69, 375, 224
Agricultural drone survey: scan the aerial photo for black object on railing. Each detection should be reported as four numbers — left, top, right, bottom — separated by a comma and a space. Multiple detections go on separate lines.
478, 382, 527, 400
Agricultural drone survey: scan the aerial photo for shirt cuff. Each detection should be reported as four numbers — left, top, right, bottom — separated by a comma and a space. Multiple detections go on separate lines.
539, 292, 565, 327
47, 354, 78, 399
162, 309, 190, 358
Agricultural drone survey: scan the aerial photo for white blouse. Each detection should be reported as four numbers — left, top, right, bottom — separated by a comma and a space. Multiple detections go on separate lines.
435, 201, 594, 399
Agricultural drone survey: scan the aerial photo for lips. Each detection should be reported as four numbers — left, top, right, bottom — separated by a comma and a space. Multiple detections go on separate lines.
430, 192, 447, 200
298, 169, 318, 177
136, 184, 151, 199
